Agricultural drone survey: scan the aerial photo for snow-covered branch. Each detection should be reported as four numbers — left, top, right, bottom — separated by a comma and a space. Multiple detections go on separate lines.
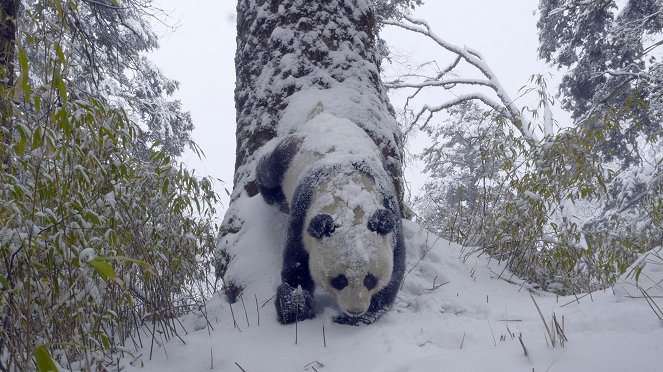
384, 16, 540, 143
414, 93, 506, 129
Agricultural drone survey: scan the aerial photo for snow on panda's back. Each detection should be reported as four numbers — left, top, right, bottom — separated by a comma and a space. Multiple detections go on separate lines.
280, 112, 385, 206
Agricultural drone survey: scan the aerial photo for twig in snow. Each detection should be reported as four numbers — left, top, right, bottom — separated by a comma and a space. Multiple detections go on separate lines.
552, 313, 568, 346
278, 299, 286, 326
229, 302, 242, 332
210, 348, 213, 370
149, 320, 157, 360
504, 319, 515, 340
426, 276, 449, 291
198, 295, 214, 336
261, 294, 277, 309
255, 294, 260, 326
241, 295, 250, 327
530, 291, 556, 347
518, 333, 528, 357
323, 326, 327, 347
488, 320, 497, 346
545, 349, 566, 372
560, 292, 591, 307
459, 332, 466, 349
235, 362, 247, 372
625, 295, 663, 299
639, 286, 663, 322
304, 361, 324, 371
403, 233, 443, 288
295, 293, 299, 345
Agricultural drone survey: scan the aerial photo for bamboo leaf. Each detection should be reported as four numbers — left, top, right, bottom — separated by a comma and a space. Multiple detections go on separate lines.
0, 276, 9, 290
55, 42, 66, 65
17, 47, 30, 100
162, 178, 169, 195
100, 333, 110, 350
32, 126, 42, 149
90, 259, 116, 282
95, 256, 157, 277
34, 346, 58, 372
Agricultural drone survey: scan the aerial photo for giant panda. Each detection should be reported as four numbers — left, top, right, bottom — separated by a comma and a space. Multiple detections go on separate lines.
256, 109, 406, 325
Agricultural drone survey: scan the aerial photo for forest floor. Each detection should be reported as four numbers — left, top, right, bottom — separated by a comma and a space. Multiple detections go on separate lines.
120, 220, 663, 372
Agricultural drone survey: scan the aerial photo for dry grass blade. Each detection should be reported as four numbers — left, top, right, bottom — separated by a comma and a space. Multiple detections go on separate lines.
529, 291, 556, 347
229, 302, 242, 332
488, 319, 497, 346
255, 294, 260, 326
518, 333, 528, 357
552, 313, 568, 346
304, 361, 324, 371
323, 326, 327, 347
241, 295, 250, 327
639, 286, 663, 322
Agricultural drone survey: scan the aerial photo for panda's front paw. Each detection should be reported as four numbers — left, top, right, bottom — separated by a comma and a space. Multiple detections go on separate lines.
275, 283, 315, 324
333, 313, 372, 326
333, 308, 384, 326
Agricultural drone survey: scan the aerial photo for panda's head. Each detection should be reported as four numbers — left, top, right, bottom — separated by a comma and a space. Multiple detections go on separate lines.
305, 208, 396, 317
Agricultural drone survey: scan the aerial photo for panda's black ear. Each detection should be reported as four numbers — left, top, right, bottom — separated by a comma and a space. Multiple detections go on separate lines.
308, 214, 335, 239
367, 209, 395, 235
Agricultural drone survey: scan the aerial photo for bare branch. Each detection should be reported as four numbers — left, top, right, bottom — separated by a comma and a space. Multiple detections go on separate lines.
384, 16, 540, 143
385, 78, 493, 90
414, 93, 506, 130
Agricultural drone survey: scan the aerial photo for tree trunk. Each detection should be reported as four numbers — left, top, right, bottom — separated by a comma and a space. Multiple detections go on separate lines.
0, 0, 17, 165
216, 0, 404, 302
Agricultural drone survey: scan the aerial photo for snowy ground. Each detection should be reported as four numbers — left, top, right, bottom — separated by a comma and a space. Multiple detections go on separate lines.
120, 220, 663, 372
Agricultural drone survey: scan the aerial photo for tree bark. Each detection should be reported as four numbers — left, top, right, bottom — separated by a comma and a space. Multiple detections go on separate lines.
216, 0, 405, 301
0, 0, 17, 165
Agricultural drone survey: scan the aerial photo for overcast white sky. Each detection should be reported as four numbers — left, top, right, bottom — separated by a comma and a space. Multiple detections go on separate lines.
150, 1, 555, 212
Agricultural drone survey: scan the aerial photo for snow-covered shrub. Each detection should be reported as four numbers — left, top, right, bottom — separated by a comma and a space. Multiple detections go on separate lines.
415, 101, 506, 246
0, 3, 219, 370
417, 91, 661, 294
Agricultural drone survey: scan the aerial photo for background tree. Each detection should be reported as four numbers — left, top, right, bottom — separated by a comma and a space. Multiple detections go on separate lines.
19, 0, 193, 156
216, 0, 419, 300
415, 101, 504, 245
391, 2, 661, 292
538, 0, 662, 163
537, 0, 663, 282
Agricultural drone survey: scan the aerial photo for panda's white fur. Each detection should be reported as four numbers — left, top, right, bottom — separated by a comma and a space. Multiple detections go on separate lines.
302, 172, 394, 316
256, 109, 405, 324
280, 115, 394, 317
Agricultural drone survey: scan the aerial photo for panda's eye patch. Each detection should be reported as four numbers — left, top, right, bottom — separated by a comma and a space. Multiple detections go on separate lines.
364, 273, 378, 290
367, 209, 395, 235
330, 274, 348, 290
308, 213, 335, 239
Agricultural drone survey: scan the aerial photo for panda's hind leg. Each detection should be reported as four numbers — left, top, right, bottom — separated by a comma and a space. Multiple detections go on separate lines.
255, 135, 303, 207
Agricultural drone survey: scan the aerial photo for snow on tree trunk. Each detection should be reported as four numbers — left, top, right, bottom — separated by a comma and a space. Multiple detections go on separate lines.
216, 0, 404, 302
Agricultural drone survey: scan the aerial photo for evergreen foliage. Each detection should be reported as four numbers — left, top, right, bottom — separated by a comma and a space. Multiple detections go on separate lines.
0, 1, 219, 369
537, 0, 662, 163
24, 0, 194, 157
